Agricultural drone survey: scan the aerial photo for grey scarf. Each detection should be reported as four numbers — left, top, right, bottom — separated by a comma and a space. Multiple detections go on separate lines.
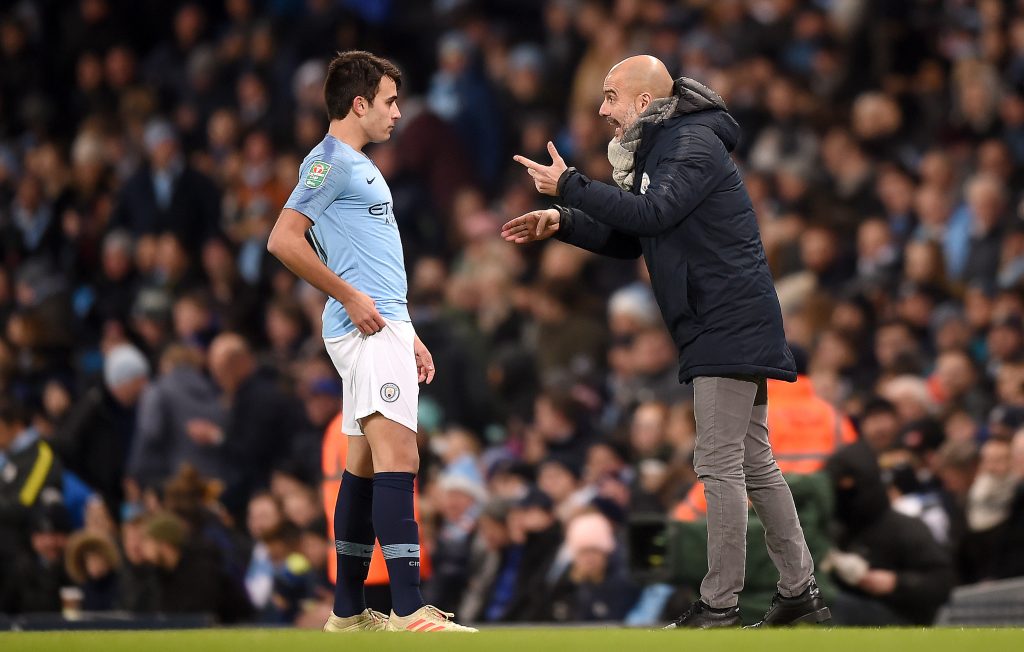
608, 77, 728, 191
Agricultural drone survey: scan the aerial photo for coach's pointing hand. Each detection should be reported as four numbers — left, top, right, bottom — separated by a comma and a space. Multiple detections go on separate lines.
514, 141, 567, 196
341, 288, 386, 335
501, 209, 560, 244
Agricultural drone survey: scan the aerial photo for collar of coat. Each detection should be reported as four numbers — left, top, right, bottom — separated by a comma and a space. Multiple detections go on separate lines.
608, 77, 728, 191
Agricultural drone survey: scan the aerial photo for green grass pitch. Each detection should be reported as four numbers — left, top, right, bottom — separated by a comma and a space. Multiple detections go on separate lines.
2, 627, 1023, 652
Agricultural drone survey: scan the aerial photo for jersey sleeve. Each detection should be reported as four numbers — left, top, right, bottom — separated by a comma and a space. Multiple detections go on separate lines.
284, 156, 352, 223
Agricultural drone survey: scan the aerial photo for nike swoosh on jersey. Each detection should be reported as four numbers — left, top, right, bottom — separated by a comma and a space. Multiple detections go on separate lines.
366, 177, 376, 184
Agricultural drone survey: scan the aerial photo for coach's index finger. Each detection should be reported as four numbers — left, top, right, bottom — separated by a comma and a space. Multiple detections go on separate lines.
547, 141, 564, 164
513, 154, 542, 170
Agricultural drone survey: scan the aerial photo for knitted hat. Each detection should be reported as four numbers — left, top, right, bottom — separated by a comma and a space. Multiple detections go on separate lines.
144, 512, 187, 549
103, 344, 150, 389
565, 511, 616, 558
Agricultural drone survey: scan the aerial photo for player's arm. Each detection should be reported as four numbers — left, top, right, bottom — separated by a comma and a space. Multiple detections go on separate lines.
267, 209, 385, 335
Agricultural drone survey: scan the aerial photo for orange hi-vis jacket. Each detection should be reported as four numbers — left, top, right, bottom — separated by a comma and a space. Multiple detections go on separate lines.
672, 375, 856, 522
321, 413, 431, 584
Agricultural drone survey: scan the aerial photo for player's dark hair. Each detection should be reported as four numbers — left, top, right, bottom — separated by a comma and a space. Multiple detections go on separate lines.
324, 50, 402, 120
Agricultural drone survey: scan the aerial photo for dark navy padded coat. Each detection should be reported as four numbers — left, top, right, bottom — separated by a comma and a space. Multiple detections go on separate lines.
554, 86, 796, 384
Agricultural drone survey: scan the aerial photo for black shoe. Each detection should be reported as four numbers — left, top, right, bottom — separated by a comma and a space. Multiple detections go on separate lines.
664, 599, 741, 629
749, 577, 831, 627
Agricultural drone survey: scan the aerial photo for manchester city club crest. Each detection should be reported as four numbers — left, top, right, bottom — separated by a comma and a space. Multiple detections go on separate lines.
380, 382, 400, 402
304, 160, 332, 188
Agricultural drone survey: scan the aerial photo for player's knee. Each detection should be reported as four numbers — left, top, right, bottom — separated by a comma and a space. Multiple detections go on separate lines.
346, 456, 375, 478
372, 445, 419, 474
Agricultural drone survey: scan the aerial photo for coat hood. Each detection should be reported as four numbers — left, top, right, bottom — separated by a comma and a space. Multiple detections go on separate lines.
669, 77, 740, 152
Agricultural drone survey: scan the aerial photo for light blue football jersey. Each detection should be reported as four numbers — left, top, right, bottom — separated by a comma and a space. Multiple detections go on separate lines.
284, 135, 410, 338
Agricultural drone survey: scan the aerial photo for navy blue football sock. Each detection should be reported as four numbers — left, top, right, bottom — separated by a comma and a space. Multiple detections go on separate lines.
332, 470, 375, 617
372, 471, 424, 617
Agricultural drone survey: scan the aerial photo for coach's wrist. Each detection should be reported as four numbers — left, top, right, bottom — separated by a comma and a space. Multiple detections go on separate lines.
556, 166, 577, 197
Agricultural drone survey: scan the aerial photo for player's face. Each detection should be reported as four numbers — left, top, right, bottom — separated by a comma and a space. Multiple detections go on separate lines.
364, 76, 401, 143
599, 72, 642, 140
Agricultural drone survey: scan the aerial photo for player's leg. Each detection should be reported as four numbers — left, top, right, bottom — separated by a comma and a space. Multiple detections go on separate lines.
742, 380, 829, 627
357, 320, 475, 632
362, 417, 476, 632
361, 414, 423, 616
323, 336, 386, 632
330, 436, 377, 618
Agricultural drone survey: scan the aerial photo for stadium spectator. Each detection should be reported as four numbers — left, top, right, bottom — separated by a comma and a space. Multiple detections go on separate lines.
50, 343, 150, 517
206, 332, 309, 517
0, 398, 63, 560
826, 442, 955, 625
64, 529, 122, 611
137, 511, 251, 623
0, 502, 73, 614
545, 511, 638, 623
110, 120, 220, 252
126, 344, 227, 491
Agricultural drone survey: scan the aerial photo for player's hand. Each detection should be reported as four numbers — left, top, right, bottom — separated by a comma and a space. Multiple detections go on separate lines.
341, 289, 386, 335
501, 209, 560, 244
414, 336, 435, 384
514, 141, 567, 196
858, 569, 898, 595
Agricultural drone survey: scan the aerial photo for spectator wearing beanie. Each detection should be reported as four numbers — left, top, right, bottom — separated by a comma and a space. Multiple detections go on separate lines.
138, 511, 252, 623
545, 511, 638, 622
52, 343, 151, 518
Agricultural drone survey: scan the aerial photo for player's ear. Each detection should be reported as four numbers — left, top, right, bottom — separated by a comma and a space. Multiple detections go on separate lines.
352, 96, 367, 117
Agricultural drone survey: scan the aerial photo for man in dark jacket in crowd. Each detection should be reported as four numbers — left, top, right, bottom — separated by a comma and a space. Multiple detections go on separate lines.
503, 55, 825, 628
206, 333, 309, 519
825, 441, 955, 625
501, 489, 564, 622
111, 119, 220, 252
50, 343, 150, 518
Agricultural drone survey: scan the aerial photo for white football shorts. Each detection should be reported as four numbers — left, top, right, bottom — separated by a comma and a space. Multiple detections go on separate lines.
324, 318, 419, 436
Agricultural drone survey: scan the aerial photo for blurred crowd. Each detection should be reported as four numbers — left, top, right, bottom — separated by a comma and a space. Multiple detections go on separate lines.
3, 0, 1024, 628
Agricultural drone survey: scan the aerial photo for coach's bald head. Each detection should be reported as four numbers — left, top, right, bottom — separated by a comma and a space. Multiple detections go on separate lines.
599, 55, 674, 138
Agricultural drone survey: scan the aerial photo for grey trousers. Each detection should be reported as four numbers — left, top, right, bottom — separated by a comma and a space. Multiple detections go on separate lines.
692, 375, 815, 608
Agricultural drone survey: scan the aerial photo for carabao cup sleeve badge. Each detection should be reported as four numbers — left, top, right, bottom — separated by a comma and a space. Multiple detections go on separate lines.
305, 161, 332, 188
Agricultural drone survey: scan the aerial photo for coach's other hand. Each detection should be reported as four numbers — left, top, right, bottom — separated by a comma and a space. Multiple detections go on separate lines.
501, 209, 561, 244
341, 288, 386, 335
514, 141, 567, 196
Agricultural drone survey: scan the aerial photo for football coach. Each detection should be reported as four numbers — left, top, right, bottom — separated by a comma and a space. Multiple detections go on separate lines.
503, 55, 830, 629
